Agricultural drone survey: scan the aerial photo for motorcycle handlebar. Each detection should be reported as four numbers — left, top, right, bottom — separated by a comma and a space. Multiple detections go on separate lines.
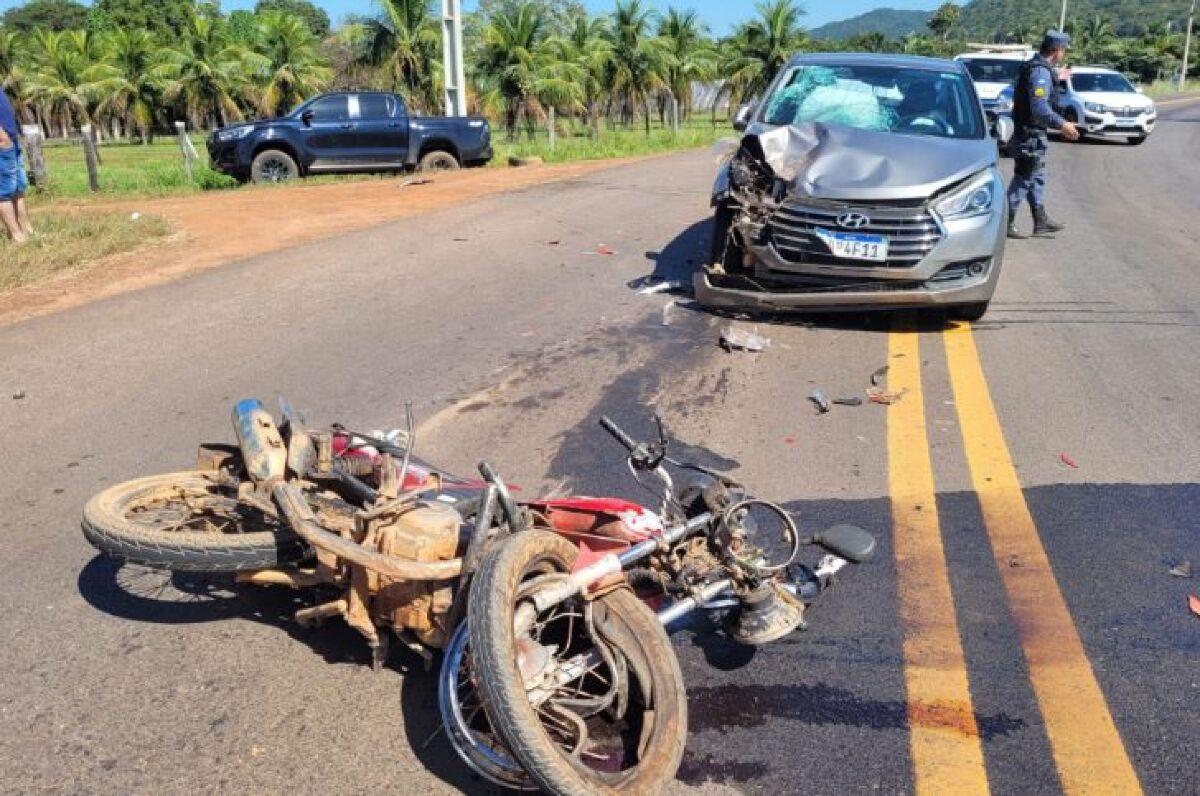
598, 416, 639, 453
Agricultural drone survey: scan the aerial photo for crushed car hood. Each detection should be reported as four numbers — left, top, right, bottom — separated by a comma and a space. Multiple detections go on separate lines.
744, 122, 997, 202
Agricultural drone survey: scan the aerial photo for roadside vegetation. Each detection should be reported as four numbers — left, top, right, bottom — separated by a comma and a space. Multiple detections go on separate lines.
0, 0, 1194, 201
0, 210, 169, 290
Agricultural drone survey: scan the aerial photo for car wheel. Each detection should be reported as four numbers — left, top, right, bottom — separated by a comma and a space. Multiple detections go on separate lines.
251, 149, 299, 184
1128, 135, 1147, 145
950, 302, 990, 322
709, 203, 748, 273
418, 150, 460, 172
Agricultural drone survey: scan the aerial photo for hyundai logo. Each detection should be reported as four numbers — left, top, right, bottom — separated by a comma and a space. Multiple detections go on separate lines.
837, 212, 871, 229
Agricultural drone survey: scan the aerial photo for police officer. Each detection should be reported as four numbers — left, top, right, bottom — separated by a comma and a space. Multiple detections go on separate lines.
1007, 30, 1079, 239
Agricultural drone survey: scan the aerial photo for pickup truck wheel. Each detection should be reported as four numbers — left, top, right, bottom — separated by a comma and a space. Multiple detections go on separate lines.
251, 149, 299, 184
418, 150, 460, 172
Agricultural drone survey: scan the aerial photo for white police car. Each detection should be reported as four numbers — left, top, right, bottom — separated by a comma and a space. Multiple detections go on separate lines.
1056, 66, 1156, 144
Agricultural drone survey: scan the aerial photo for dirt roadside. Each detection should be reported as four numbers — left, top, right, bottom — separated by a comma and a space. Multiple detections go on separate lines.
0, 159, 637, 327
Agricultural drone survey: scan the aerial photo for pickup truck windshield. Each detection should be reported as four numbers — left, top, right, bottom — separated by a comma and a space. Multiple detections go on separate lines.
763, 64, 984, 140
1071, 73, 1136, 93
962, 58, 1023, 83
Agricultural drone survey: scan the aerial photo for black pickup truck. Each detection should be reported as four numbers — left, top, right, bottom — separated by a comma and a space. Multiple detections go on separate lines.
207, 91, 493, 183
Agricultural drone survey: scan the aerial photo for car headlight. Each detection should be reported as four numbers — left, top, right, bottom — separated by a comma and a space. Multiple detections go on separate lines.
934, 172, 996, 221
216, 125, 254, 142
1085, 102, 1107, 114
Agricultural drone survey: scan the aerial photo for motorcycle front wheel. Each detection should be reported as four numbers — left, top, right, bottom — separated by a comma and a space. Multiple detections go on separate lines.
82, 471, 309, 571
467, 530, 687, 796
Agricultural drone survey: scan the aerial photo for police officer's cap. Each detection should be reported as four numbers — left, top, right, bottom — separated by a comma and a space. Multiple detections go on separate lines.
1041, 30, 1071, 51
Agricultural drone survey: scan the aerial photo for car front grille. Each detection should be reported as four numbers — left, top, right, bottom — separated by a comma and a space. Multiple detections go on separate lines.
767, 201, 943, 268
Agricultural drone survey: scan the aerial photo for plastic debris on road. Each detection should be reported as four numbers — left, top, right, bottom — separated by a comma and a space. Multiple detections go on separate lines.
808, 390, 831, 414
867, 387, 906, 405
637, 279, 688, 296
1190, 593, 1200, 619
719, 326, 770, 353
398, 177, 433, 188
1060, 453, 1080, 469
661, 300, 675, 327
1169, 560, 1192, 578
595, 244, 615, 256
870, 365, 889, 386
833, 397, 863, 407
11, 391, 25, 400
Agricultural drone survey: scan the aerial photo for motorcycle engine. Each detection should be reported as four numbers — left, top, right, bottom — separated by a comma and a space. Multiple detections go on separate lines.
370, 500, 464, 647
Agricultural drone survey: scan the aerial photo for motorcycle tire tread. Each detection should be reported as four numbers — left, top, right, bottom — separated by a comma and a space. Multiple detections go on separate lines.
467, 530, 688, 796
81, 471, 307, 572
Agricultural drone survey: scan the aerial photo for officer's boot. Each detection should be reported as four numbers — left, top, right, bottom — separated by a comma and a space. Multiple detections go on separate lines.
1006, 216, 1027, 239
1031, 206, 1065, 237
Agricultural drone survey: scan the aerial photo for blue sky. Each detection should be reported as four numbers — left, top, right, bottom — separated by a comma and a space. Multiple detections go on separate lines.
0, 0, 945, 33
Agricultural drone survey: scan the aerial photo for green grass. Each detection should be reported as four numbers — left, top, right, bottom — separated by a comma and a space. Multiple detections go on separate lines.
490, 118, 733, 165
36, 136, 239, 199
1143, 79, 1200, 98
0, 210, 171, 291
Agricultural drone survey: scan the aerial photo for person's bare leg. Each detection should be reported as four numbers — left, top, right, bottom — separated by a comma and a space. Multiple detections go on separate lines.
0, 201, 26, 243
13, 196, 32, 237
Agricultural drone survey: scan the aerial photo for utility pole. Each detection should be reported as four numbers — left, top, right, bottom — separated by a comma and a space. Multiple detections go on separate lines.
1182, 0, 1196, 91
441, 0, 467, 117
1059, 0, 1067, 31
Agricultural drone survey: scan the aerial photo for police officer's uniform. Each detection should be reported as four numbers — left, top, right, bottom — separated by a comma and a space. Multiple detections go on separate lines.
1008, 31, 1070, 237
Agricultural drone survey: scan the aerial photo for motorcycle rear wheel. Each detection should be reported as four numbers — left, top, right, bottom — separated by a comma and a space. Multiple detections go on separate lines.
468, 530, 687, 796
82, 471, 308, 571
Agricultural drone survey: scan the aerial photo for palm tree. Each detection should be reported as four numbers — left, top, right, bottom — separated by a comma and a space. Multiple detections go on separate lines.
28, 28, 92, 137
363, 0, 442, 112
87, 29, 163, 141
606, 0, 669, 134
475, 1, 583, 141
720, 0, 808, 114
160, 14, 255, 129
545, 12, 613, 139
253, 11, 332, 117
0, 30, 35, 126
658, 7, 716, 121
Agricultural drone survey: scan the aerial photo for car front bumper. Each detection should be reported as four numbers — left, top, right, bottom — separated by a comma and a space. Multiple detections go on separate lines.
697, 200, 1007, 312
1082, 110, 1156, 136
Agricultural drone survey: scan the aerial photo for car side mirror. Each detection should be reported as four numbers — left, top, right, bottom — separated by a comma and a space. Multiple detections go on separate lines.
300, 110, 314, 127
732, 103, 755, 132
991, 115, 1014, 143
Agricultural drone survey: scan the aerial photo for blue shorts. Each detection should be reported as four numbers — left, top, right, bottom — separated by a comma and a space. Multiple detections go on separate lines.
0, 146, 28, 200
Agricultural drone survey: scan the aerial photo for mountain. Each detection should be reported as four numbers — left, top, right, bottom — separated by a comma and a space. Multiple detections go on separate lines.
809, 8, 933, 41
953, 0, 1190, 39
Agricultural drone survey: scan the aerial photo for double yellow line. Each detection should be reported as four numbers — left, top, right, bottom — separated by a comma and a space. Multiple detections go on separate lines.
888, 322, 1142, 795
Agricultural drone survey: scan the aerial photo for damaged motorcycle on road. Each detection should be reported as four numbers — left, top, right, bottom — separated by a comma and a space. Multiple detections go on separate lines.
81, 398, 875, 794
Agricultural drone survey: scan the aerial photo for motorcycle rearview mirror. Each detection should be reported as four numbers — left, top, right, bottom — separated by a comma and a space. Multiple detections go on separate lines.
811, 524, 876, 564
278, 395, 317, 478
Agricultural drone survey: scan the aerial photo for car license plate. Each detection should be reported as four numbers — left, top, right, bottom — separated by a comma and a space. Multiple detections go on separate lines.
815, 228, 889, 262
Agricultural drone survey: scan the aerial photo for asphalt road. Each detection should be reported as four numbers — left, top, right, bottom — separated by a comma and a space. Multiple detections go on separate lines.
2, 99, 1198, 795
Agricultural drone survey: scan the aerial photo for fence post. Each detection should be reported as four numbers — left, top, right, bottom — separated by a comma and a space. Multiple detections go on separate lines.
548, 106, 556, 153
672, 97, 680, 136
20, 125, 47, 187
174, 121, 198, 182
80, 123, 100, 192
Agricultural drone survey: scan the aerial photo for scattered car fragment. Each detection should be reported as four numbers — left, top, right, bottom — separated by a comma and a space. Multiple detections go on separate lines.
720, 326, 771, 352
698, 54, 1010, 321
809, 389, 831, 413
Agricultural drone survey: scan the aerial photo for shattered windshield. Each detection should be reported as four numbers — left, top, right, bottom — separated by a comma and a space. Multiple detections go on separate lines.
762, 64, 984, 140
